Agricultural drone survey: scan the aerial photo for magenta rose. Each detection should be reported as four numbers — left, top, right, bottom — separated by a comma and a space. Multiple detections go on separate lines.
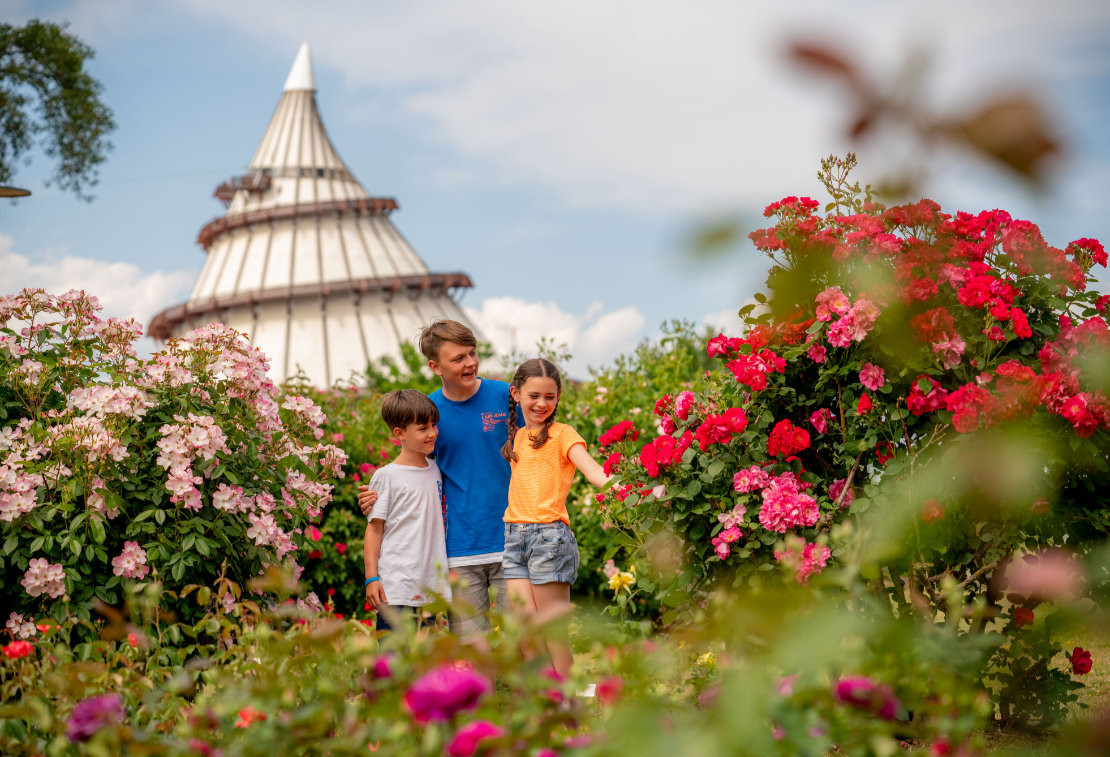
446, 720, 503, 757
403, 664, 491, 723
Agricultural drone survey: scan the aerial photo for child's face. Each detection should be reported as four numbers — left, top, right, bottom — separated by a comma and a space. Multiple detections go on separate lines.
512, 376, 560, 427
430, 342, 479, 393
395, 420, 438, 456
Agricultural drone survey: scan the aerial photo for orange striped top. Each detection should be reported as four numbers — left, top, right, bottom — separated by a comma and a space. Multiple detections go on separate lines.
504, 422, 586, 525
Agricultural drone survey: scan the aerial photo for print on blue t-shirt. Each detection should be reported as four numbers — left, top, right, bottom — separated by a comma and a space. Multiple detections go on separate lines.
429, 379, 512, 558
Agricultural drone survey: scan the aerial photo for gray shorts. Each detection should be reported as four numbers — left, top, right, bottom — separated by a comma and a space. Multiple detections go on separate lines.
448, 562, 508, 635
502, 521, 580, 585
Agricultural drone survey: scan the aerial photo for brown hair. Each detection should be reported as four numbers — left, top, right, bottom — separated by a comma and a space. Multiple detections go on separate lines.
501, 358, 562, 462
380, 389, 439, 431
419, 320, 478, 363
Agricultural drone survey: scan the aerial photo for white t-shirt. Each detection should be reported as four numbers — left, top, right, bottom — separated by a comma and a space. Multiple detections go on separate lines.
367, 460, 452, 606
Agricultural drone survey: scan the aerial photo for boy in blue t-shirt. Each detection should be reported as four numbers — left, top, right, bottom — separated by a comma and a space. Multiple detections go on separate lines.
359, 320, 511, 634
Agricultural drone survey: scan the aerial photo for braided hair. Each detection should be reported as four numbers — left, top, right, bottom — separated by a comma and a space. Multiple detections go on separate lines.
500, 358, 562, 463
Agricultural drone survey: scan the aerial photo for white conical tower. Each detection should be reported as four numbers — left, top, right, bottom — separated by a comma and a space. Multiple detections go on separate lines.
150, 43, 476, 386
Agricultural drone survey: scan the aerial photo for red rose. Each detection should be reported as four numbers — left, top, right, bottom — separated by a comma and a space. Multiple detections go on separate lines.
336, 542, 348, 555
596, 675, 624, 705
875, 442, 895, 465
2, 641, 33, 659
1071, 647, 1093, 675
857, 393, 872, 414
1013, 607, 1034, 628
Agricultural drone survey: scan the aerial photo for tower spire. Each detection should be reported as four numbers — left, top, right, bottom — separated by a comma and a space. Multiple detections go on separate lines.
283, 42, 316, 92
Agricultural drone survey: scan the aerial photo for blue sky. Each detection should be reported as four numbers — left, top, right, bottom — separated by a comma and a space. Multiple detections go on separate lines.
3, 0, 1109, 377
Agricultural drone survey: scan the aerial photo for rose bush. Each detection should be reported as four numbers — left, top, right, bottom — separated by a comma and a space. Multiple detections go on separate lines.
0, 289, 344, 640
600, 156, 1109, 726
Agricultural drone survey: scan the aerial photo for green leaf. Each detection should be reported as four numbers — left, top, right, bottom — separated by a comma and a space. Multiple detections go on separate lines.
89, 517, 105, 544
154, 509, 166, 525
182, 534, 196, 552
172, 560, 185, 582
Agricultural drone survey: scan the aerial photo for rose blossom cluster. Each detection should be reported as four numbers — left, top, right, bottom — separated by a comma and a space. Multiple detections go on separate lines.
48, 415, 129, 464
693, 407, 748, 451
711, 524, 743, 560
155, 414, 229, 509
638, 430, 693, 478
6, 612, 36, 640
21, 558, 66, 598
820, 290, 881, 349
0, 451, 44, 522
1037, 315, 1110, 437
653, 390, 701, 436
281, 395, 327, 439
774, 537, 831, 585
734, 467, 820, 533
67, 384, 153, 419
758, 474, 820, 534
766, 419, 810, 458
599, 420, 639, 448
138, 351, 193, 388
283, 470, 334, 519
725, 347, 787, 391
111, 541, 150, 579
246, 512, 296, 557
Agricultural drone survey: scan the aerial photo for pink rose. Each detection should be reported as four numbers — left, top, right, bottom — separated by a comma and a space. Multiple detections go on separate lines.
858, 363, 885, 391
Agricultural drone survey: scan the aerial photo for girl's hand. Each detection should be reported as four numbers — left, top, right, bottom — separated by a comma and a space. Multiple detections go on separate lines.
357, 486, 378, 516
365, 580, 387, 610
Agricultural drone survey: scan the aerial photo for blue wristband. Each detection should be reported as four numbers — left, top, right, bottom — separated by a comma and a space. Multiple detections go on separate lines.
364, 576, 380, 586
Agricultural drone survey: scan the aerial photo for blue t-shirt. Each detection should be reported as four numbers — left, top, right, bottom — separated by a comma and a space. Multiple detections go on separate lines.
429, 379, 513, 559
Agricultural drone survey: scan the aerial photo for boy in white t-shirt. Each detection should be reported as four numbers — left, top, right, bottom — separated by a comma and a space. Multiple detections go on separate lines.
363, 390, 451, 630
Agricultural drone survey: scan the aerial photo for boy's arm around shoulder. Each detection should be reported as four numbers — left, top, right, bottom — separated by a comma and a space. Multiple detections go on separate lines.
357, 469, 386, 517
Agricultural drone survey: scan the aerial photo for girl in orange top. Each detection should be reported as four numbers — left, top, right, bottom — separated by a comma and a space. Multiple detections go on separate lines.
501, 358, 610, 678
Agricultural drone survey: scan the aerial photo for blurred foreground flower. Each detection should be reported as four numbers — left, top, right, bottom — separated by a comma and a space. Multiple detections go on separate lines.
446, 720, 503, 757
1000, 549, 1086, 603
234, 706, 267, 728
403, 665, 491, 723
2, 640, 33, 659
66, 693, 124, 742
833, 675, 900, 720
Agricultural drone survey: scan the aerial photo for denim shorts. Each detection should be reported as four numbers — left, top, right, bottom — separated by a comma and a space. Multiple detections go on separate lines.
502, 521, 580, 585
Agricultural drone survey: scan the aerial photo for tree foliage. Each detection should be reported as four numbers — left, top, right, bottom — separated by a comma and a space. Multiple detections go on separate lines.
0, 20, 115, 199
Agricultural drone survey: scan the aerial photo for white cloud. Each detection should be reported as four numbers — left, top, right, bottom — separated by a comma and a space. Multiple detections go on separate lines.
166, 0, 1110, 218
0, 234, 194, 327
702, 307, 745, 335
465, 296, 646, 377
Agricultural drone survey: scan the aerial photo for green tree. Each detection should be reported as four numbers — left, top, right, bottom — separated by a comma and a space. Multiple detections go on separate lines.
0, 19, 115, 199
